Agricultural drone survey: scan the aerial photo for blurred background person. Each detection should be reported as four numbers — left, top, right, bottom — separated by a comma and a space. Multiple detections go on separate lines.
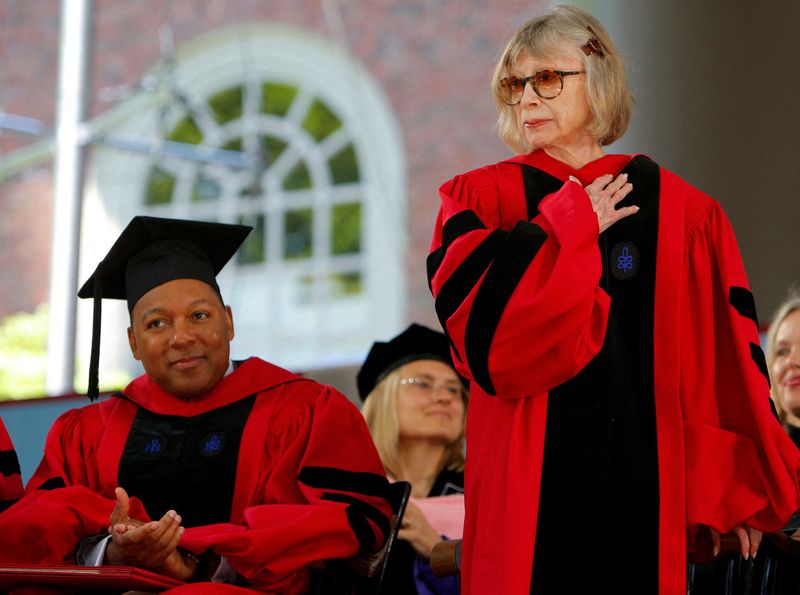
358, 324, 466, 595
767, 290, 800, 447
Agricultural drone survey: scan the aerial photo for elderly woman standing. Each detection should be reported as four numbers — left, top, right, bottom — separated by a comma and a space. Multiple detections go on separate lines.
426, 5, 800, 595
767, 291, 800, 447
358, 324, 466, 595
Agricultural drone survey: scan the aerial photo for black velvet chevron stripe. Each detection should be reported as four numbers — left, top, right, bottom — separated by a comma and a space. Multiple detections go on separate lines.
434, 230, 506, 332
730, 286, 759, 326
520, 165, 564, 219
464, 220, 548, 395
768, 396, 781, 422
0, 499, 17, 513
321, 492, 392, 554
37, 476, 66, 491
0, 450, 21, 476
442, 210, 487, 245
445, 335, 463, 364
344, 506, 377, 555
298, 466, 390, 499
750, 342, 771, 388
427, 210, 487, 285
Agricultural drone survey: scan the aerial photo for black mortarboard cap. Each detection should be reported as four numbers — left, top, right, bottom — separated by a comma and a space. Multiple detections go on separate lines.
77, 216, 252, 400
356, 323, 456, 401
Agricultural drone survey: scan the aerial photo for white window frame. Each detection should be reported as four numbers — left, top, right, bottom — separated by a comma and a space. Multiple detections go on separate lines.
78, 23, 406, 378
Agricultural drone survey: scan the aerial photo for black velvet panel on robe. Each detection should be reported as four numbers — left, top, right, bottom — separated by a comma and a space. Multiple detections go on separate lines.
528, 157, 661, 594
118, 394, 256, 528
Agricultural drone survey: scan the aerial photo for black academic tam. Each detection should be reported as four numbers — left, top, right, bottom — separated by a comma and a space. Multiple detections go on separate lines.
77, 215, 252, 400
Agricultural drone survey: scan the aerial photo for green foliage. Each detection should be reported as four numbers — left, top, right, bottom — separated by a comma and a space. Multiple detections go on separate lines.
259, 134, 288, 167
222, 138, 243, 152
208, 86, 243, 124
0, 305, 49, 400
302, 99, 342, 141
329, 143, 360, 184
283, 159, 312, 190
0, 305, 132, 401
329, 272, 362, 297
261, 82, 298, 116
284, 209, 313, 259
331, 202, 361, 255
145, 166, 176, 205
168, 115, 203, 145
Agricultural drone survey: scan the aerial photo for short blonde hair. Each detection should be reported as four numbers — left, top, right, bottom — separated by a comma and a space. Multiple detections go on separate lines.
361, 366, 467, 477
766, 290, 800, 424
491, 5, 634, 154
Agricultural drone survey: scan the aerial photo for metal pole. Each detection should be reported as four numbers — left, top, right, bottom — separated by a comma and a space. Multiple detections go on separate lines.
45, 0, 92, 395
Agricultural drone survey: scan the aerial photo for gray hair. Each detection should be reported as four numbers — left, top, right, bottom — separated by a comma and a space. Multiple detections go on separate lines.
491, 5, 634, 153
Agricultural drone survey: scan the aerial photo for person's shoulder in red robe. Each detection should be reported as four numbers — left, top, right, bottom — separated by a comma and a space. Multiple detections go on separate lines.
0, 416, 23, 511
0, 357, 392, 594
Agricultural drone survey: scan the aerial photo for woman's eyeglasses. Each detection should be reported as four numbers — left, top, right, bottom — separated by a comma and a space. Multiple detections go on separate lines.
399, 377, 464, 399
498, 69, 585, 105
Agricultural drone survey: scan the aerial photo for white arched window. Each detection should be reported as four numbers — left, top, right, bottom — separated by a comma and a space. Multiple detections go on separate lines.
80, 24, 406, 378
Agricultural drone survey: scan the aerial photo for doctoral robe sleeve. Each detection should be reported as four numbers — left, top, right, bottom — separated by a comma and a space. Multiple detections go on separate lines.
427, 168, 610, 397
680, 198, 800, 540
26, 407, 103, 493
0, 406, 148, 564
0, 417, 23, 511
179, 386, 391, 592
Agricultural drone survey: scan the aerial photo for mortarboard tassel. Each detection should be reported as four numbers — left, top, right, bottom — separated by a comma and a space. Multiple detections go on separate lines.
87, 275, 102, 401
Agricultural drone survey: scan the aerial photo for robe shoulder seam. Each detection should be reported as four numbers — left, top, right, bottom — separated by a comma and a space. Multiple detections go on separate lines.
661, 167, 718, 241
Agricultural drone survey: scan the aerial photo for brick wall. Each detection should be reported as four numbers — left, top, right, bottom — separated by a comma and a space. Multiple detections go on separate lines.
0, 0, 546, 324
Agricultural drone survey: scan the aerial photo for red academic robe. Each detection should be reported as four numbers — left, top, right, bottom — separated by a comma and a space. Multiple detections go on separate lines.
0, 357, 391, 594
427, 150, 800, 594
0, 417, 23, 511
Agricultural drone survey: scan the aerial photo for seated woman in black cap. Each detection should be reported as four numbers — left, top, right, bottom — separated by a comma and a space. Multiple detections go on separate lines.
358, 324, 467, 595
0, 216, 392, 594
